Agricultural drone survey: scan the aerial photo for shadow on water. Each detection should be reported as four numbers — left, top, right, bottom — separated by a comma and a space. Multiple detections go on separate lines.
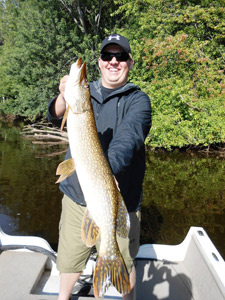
140, 204, 163, 244
0, 121, 225, 260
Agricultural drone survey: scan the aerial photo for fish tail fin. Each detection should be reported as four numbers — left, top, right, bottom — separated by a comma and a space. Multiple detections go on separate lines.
93, 252, 130, 298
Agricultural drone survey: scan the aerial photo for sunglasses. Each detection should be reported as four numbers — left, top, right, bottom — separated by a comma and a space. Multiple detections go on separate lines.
100, 52, 130, 62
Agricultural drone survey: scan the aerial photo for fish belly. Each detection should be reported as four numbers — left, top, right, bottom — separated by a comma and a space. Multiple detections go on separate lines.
67, 109, 130, 298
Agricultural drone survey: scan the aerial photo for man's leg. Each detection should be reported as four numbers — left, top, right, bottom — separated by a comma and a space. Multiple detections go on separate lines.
57, 196, 91, 300
123, 266, 136, 300
118, 211, 141, 300
58, 272, 81, 300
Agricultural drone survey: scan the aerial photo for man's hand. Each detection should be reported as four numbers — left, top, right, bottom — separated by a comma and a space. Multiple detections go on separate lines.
50, 75, 68, 118
114, 176, 120, 191
59, 75, 69, 99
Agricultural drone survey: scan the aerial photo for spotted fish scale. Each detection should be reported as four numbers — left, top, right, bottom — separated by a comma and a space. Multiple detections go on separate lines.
56, 58, 131, 298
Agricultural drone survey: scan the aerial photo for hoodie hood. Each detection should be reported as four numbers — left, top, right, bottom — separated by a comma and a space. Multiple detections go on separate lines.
90, 79, 140, 104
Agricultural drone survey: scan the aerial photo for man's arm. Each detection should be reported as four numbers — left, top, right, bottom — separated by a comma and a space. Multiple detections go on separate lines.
47, 75, 68, 126
107, 92, 152, 175
50, 94, 66, 118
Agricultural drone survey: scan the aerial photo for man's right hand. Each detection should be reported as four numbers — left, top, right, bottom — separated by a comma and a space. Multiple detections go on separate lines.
50, 75, 68, 118
59, 75, 69, 99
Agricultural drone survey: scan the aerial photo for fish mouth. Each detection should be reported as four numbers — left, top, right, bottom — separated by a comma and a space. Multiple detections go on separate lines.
77, 58, 88, 88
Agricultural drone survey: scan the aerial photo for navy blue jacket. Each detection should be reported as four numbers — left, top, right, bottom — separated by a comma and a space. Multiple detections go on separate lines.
47, 79, 151, 212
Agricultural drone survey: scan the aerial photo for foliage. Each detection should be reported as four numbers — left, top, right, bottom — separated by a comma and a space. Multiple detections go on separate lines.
0, 0, 224, 148
113, 0, 225, 149
0, 0, 119, 121
142, 33, 225, 148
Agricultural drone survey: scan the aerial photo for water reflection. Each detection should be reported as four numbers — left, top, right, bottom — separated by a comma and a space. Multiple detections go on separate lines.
142, 150, 225, 257
0, 121, 63, 248
0, 213, 19, 233
0, 121, 224, 258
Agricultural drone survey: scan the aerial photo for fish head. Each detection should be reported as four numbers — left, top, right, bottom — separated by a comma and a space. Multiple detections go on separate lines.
64, 58, 91, 114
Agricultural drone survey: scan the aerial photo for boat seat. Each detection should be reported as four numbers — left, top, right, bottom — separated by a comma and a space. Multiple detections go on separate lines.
177, 236, 225, 300
135, 228, 225, 300
0, 250, 53, 300
0, 250, 123, 300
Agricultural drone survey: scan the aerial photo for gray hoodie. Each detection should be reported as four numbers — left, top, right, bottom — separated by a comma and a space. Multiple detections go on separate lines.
47, 79, 151, 212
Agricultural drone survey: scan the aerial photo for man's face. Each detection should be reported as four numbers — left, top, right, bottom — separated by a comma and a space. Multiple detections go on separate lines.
98, 44, 134, 89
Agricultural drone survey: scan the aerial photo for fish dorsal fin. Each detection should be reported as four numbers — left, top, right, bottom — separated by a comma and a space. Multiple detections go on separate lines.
116, 193, 130, 238
60, 106, 70, 131
81, 208, 100, 247
55, 158, 75, 183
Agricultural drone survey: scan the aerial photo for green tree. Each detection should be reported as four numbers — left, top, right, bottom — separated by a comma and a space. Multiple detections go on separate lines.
0, 0, 119, 120
114, 0, 225, 149
0, 0, 224, 150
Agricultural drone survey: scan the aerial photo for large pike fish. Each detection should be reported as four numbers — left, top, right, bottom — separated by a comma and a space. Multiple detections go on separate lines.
56, 58, 131, 298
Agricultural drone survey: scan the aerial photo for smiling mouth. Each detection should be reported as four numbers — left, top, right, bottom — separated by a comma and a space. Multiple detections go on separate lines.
108, 68, 120, 72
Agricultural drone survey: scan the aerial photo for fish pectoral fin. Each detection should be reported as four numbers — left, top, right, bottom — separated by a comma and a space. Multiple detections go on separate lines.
60, 106, 70, 131
93, 251, 131, 298
81, 209, 99, 247
55, 158, 75, 183
116, 193, 130, 238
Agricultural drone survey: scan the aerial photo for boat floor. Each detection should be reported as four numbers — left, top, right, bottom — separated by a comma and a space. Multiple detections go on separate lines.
0, 250, 194, 300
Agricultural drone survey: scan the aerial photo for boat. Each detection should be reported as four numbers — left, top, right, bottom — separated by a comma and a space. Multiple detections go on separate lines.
0, 226, 224, 300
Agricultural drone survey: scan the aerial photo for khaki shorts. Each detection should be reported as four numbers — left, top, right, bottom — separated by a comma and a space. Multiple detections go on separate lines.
57, 194, 141, 274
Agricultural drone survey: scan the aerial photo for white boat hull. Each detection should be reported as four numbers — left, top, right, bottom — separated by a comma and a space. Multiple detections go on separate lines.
0, 227, 224, 300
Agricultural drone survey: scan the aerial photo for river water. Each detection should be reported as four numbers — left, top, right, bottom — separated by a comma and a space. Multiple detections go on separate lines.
0, 121, 224, 258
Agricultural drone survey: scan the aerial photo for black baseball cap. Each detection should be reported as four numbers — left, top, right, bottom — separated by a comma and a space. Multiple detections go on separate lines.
100, 34, 132, 54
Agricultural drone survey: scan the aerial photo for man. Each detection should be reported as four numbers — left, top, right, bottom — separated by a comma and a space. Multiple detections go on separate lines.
47, 34, 151, 300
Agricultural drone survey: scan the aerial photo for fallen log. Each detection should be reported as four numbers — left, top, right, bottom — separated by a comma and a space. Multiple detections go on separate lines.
21, 122, 68, 157
21, 122, 68, 144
